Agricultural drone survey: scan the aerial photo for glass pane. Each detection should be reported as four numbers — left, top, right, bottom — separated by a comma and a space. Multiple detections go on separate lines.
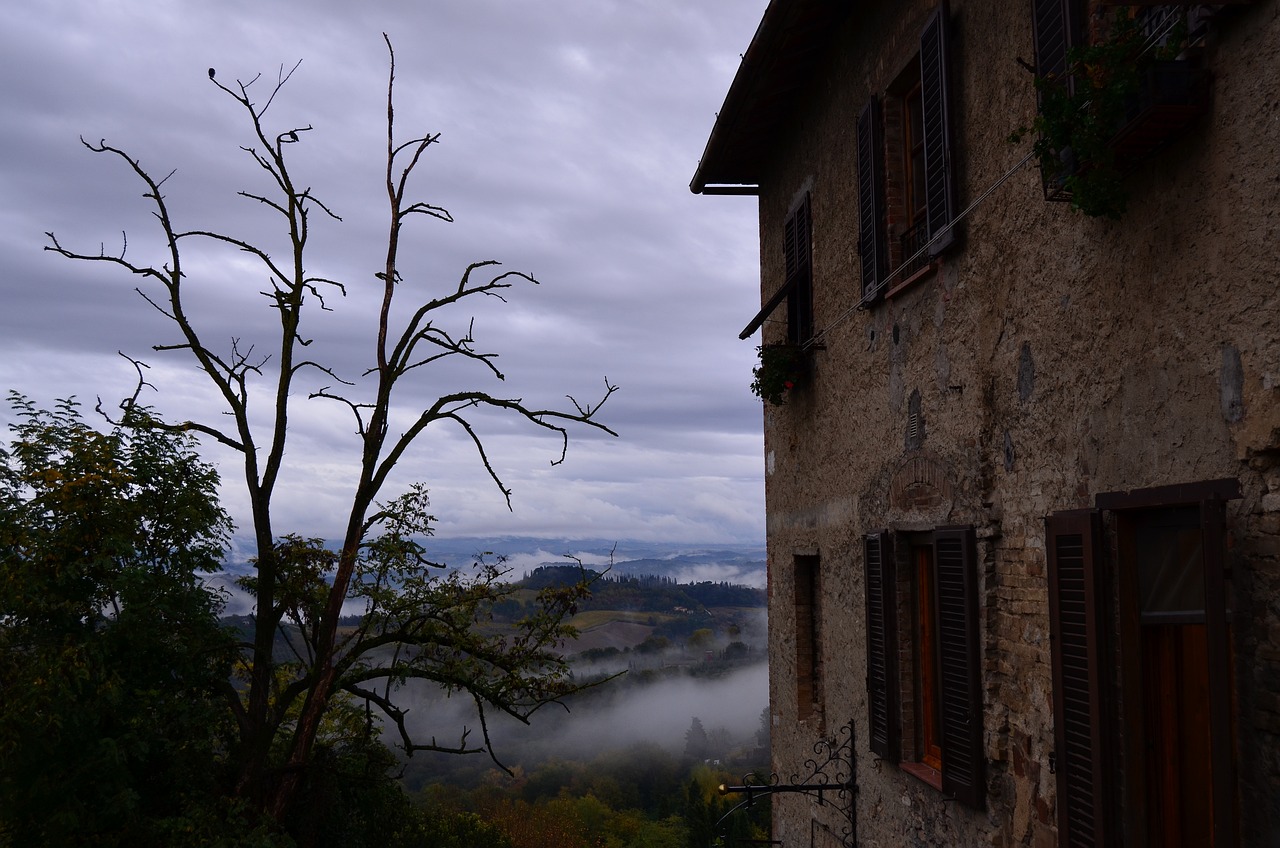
1134, 506, 1204, 617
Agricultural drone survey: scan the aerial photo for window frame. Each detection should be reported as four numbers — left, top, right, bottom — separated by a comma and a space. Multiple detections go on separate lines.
784, 194, 814, 345
1046, 479, 1239, 847
857, 2, 958, 305
864, 525, 984, 808
795, 553, 823, 725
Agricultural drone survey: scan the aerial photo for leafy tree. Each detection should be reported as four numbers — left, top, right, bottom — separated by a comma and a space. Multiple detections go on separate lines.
683, 717, 710, 763
0, 394, 269, 845
687, 628, 715, 652
43, 36, 615, 825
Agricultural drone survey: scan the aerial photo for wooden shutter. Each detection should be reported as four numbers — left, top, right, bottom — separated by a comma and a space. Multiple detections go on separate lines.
1045, 509, 1112, 847
919, 2, 957, 257
933, 526, 983, 808
1200, 496, 1237, 846
864, 531, 898, 762
1030, 0, 1076, 84
856, 98, 887, 303
784, 194, 813, 344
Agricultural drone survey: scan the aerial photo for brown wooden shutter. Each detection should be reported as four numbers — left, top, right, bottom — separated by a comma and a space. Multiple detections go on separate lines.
864, 531, 898, 762
1200, 496, 1237, 846
856, 98, 887, 303
1030, 0, 1077, 84
919, 2, 957, 257
933, 525, 983, 808
1045, 509, 1112, 847
784, 194, 813, 344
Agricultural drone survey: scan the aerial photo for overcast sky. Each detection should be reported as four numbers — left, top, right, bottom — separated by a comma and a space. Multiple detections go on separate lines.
0, 1, 771, 545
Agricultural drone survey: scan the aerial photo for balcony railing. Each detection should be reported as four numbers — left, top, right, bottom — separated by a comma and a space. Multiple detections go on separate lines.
1110, 59, 1209, 165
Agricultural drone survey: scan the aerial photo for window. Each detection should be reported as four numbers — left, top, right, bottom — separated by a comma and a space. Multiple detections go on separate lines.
738, 193, 813, 342
784, 194, 814, 344
795, 554, 822, 723
1030, 0, 1081, 86
1046, 480, 1238, 847
914, 542, 943, 772
857, 4, 958, 303
864, 526, 984, 808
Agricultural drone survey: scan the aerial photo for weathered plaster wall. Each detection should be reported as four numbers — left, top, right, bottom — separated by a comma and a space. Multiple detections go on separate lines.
754, 1, 1280, 846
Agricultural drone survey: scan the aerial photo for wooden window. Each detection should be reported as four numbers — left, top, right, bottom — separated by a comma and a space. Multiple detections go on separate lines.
856, 98, 888, 303
903, 85, 928, 234
1030, 0, 1081, 86
864, 526, 983, 807
864, 532, 898, 760
1115, 500, 1236, 847
1047, 481, 1238, 847
795, 554, 822, 722
918, 6, 957, 258
735, 193, 813, 341
1045, 509, 1114, 848
856, 3, 958, 305
915, 544, 943, 772
783, 194, 814, 344
933, 526, 984, 808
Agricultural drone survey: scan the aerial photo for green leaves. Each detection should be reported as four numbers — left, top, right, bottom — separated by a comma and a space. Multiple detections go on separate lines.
750, 344, 805, 406
0, 394, 246, 845
1012, 10, 1190, 220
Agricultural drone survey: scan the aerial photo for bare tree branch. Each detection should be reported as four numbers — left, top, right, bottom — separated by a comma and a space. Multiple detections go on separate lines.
46, 35, 618, 825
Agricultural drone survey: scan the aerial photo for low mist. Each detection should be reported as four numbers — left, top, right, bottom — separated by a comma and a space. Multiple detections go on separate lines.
397, 658, 768, 777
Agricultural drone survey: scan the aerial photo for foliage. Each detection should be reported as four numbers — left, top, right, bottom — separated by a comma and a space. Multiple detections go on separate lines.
418, 742, 767, 848
683, 717, 710, 762
750, 343, 805, 406
682, 765, 767, 848
518, 565, 765, 614
1009, 10, 1188, 219
0, 394, 277, 846
43, 37, 615, 823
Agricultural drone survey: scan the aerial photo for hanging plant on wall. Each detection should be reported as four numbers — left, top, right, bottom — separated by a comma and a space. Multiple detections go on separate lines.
751, 343, 806, 406
1010, 10, 1193, 219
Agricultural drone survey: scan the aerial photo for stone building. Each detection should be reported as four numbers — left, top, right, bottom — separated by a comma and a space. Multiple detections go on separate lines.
691, 1, 1279, 846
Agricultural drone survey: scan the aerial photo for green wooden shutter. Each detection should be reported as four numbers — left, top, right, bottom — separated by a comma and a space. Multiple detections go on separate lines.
1045, 509, 1113, 847
933, 525, 983, 808
856, 97, 887, 303
919, 2, 957, 257
864, 531, 899, 761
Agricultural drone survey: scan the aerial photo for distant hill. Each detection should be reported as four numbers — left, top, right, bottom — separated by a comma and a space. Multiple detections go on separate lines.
519, 565, 765, 611
212, 537, 766, 615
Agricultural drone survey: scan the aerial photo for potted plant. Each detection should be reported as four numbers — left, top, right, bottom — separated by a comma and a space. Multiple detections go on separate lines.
1010, 10, 1200, 219
751, 343, 806, 406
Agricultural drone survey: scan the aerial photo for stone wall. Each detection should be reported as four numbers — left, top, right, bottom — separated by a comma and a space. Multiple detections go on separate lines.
749, 0, 1280, 845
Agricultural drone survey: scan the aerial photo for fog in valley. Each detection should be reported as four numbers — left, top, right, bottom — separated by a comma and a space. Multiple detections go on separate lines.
413, 658, 766, 756
212, 539, 771, 783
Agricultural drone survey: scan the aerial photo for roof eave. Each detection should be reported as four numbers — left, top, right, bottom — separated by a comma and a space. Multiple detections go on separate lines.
690, 0, 854, 194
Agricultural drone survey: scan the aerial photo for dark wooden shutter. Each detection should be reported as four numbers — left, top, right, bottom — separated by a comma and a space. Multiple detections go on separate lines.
864, 531, 898, 762
856, 98, 887, 303
1200, 496, 1237, 847
783, 194, 813, 344
919, 2, 957, 257
933, 525, 983, 808
1045, 509, 1112, 847
1030, 0, 1074, 83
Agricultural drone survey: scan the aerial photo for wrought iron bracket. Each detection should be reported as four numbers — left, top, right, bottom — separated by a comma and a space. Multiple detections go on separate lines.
715, 718, 858, 847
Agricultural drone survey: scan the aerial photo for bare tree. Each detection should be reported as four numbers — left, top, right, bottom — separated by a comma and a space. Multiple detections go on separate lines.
45, 35, 616, 821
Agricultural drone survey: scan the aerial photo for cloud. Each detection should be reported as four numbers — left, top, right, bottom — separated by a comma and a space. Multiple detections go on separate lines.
0, 0, 770, 545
